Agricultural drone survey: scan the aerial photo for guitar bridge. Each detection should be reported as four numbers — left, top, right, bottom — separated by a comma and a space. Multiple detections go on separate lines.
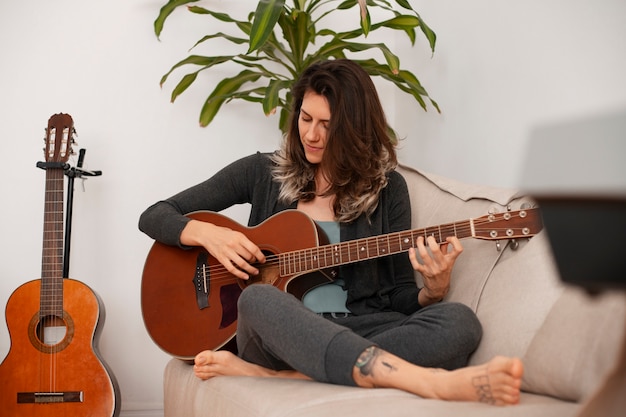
17, 391, 83, 403
193, 251, 210, 310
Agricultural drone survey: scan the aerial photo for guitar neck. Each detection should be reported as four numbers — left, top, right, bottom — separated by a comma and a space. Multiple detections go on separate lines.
277, 207, 541, 277
39, 113, 74, 318
40, 167, 66, 317
278, 220, 473, 277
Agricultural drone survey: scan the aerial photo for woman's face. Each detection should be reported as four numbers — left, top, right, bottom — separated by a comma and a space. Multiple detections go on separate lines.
298, 90, 330, 165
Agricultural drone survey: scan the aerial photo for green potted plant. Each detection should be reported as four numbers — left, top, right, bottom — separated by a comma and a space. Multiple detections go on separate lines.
155, 0, 439, 133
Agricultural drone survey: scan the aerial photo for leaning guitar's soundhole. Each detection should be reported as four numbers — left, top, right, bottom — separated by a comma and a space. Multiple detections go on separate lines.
28, 311, 75, 353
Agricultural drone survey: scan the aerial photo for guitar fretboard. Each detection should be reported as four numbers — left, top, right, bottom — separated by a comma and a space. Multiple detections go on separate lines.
278, 221, 473, 276
40, 167, 65, 317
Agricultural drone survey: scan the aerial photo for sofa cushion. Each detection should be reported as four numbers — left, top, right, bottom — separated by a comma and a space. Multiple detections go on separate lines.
521, 288, 626, 402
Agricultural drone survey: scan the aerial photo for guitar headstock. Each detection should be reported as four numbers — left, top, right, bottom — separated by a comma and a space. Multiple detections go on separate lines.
473, 207, 543, 240
44, 113, 75, 164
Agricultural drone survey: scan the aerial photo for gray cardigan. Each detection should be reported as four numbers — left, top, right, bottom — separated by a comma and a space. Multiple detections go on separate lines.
139, 152, 421, 315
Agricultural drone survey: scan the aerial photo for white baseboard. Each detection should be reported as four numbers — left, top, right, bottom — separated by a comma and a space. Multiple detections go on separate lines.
120, 407, 164, 417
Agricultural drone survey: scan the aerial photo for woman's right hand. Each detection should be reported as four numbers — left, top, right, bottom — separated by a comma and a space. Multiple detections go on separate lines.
180, 219, 266, 280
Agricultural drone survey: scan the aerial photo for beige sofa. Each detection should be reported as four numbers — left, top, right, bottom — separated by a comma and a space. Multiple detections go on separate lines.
161, 163, 626, 417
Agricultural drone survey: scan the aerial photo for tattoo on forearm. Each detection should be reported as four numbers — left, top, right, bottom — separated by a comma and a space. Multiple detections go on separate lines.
472, 375, 495, 404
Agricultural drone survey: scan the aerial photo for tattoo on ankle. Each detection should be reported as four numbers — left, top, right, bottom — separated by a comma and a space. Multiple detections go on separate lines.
355, 346, 380, 376
472, 375, 495, 404
382, 360, 397, 372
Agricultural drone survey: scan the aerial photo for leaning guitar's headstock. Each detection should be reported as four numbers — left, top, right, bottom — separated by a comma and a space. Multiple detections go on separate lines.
44, 113, 75, 164
473, 207, 544, 240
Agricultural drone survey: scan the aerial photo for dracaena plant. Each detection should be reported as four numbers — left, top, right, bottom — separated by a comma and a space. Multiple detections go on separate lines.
155, 0, 439, 133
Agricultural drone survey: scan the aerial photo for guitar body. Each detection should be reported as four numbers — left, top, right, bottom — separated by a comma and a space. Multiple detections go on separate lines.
0, 278, 119, 416
141, 210, 332, 359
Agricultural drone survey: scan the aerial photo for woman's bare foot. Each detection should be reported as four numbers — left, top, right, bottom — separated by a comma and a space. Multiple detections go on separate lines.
353, 347, 523, 406
432, 356, 524, 405
193, 350, 309, 381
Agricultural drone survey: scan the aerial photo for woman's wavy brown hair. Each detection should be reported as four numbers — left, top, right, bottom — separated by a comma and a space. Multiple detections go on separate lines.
272, 59, 398, 223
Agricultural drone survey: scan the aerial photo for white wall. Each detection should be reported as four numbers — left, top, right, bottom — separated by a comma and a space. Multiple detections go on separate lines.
0, 1, 624, 415
394, 0, 626, 187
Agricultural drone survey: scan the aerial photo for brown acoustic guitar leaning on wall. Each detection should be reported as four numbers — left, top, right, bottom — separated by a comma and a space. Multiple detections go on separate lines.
0, 114, 120, 416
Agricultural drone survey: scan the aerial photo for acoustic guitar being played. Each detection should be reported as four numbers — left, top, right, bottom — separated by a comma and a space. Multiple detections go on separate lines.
141, 205, 543, 360
0, 114, 120, 416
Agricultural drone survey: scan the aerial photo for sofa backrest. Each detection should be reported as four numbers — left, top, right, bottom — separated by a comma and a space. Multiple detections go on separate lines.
397, 163, 626, 403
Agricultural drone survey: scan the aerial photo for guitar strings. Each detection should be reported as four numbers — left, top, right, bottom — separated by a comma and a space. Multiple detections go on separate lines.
198, 225, 474, 283
187, 210, 535, 285
35, 120, 75, 397
197, 215, 526, 283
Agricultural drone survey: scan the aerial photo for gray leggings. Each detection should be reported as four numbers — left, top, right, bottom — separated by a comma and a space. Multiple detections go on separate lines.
236, 285, 482, 386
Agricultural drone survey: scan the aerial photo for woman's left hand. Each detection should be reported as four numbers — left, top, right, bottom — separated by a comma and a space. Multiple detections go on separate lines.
408, 236, 463, 306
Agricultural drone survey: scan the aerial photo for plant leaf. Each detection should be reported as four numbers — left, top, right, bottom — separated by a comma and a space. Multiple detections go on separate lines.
277, 9, 311, 72
248, 0, 286, 53
415, 13, 437, 53
315, 39, 401, 74
191, 33, 249, 50
199, 70, 262, 127
378, 15, 419, 30
393, 0, 413, 12
170, 72, 198, 102
262, 79, 289, 116
154, 0, 200, 39
372, 15, 418, 44
358, 0, 370, 36
160, 55, 232, 86
354, 59, 439, 112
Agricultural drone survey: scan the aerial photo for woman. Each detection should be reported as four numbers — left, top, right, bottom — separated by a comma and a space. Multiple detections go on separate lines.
139, 59, 523, 405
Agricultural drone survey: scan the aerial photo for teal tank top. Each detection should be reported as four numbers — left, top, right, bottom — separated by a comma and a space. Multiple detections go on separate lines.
301, 221, 350, 313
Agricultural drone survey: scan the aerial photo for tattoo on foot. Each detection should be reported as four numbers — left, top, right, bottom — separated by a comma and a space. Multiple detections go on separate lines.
472, 375, 495, 404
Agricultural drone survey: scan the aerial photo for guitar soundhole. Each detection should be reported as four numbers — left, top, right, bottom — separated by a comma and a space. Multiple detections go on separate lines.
243, 250, 280, 287
28, 312, 75, 353
38, 315, 67, 345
